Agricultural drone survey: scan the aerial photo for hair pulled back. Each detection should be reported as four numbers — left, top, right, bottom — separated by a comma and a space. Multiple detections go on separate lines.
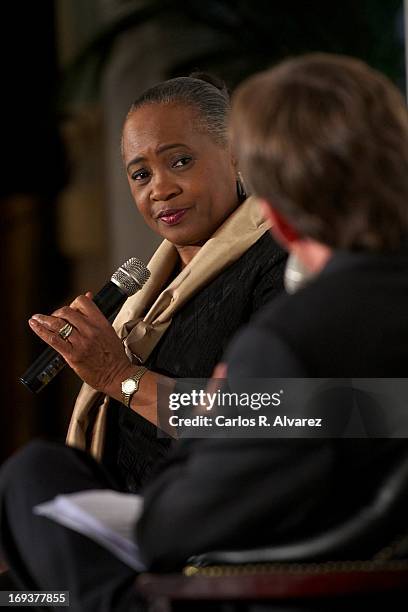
128, 72, 230, 147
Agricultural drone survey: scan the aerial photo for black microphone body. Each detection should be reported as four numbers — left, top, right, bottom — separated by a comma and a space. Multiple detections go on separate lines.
20, 258, 150, 394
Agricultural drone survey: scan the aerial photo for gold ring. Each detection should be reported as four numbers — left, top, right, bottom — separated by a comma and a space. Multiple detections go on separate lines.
58, 322, 73, 340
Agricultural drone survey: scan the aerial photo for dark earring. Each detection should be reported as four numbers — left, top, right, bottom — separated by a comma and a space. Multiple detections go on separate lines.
236, 172, 247, 202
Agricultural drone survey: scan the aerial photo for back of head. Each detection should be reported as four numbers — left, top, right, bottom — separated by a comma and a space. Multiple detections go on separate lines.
128, 72, 230, 147
231, 53, 408, 251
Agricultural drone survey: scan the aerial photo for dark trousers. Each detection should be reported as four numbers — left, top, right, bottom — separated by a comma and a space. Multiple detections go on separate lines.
0, 440, 142, 611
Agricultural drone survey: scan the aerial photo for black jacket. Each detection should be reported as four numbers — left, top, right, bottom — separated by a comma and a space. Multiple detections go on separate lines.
136, 249, 408, 570
108, 233, 287, 492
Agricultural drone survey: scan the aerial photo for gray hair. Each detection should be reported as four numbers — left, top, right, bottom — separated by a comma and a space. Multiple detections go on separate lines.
128, 74, 230, 147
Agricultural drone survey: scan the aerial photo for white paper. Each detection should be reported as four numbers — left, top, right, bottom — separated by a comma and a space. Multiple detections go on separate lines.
34, 489, 146, 571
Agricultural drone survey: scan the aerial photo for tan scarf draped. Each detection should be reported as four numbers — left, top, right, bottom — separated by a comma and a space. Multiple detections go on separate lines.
66, 196, 269, 461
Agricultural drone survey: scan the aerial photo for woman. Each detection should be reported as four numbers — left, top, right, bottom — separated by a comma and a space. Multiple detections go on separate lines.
28, 74, 287, 492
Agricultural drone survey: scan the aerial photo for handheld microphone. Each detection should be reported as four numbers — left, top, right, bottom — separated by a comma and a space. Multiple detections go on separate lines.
20, 257, 150, 394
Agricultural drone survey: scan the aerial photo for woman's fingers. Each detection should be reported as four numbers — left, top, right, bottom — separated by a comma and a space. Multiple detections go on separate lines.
28, 316, 74, 357
31, 310, 79, 332
29, 314, 75, 335
27, 292, 130, 393
50, 306, 91, 334
50, 294, 108, 335
68, 294, 105, 322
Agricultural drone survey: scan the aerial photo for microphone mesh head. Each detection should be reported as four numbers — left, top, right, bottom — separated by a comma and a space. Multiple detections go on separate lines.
111, 257, 150, 296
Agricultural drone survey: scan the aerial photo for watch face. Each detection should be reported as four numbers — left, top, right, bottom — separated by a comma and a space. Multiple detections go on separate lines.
122, 379, 137, 394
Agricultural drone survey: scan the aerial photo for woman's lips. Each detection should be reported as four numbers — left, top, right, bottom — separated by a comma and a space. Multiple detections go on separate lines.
157, 208, 188, 225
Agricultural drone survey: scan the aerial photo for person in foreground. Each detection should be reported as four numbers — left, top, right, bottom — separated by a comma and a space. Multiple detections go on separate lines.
136, 53, 408, 569
1, 53, 408, 609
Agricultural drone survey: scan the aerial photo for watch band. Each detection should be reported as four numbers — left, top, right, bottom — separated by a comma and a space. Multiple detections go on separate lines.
121, 366, 147, 407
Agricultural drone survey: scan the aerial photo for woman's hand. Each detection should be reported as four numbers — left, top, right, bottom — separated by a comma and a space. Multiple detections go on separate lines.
28, 292, 133, 393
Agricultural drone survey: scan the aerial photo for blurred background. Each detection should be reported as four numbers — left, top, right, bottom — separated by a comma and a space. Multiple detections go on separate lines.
0, 0, 405, 462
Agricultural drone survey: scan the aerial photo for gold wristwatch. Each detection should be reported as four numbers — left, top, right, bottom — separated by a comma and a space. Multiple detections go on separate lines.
121, 367, 147, 407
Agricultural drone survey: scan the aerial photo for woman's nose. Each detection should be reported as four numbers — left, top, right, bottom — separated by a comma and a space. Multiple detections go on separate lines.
150, 173, 182, 202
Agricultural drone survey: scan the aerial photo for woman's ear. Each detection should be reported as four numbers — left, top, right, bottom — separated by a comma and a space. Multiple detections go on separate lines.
259, 200, 300, 249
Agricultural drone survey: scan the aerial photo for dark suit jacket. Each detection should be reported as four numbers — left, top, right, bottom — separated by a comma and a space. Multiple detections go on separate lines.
136, 249, 408, 570
107, 233, 287, 492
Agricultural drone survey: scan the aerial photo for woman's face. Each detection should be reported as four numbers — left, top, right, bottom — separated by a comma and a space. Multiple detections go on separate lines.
122, 103, 238, 247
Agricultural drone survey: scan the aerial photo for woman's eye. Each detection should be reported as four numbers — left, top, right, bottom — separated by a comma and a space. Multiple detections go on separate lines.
131, 169, 150, 181
172, 156, 192, 168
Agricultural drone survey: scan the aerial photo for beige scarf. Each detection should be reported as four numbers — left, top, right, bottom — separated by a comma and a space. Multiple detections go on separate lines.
66, 196, 269, 460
